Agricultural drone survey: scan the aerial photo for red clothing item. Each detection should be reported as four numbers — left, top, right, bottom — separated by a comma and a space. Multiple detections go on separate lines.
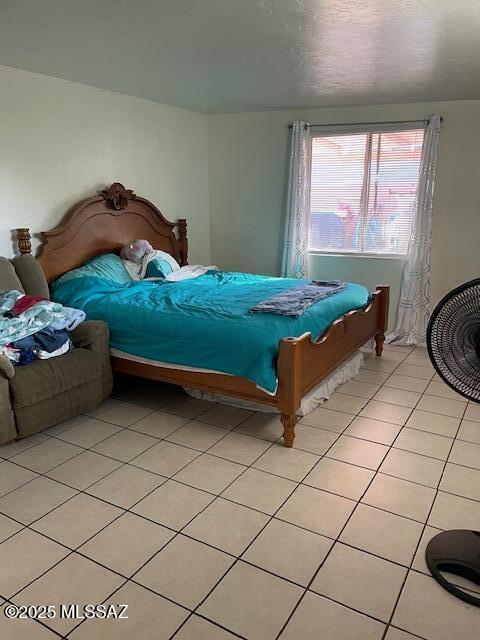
11, 295, 48, 316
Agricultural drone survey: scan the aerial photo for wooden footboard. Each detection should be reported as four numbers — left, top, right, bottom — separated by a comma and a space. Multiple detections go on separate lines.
111, 285, 389, 448
276, 285, 389, 446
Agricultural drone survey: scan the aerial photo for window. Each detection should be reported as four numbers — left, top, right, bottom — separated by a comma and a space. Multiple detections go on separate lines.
309, 127, 424, 256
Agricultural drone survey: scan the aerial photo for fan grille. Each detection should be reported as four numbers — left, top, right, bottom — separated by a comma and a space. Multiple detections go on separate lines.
427, 279, 480, 403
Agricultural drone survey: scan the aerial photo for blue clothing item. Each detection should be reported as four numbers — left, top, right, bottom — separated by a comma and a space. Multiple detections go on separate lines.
52, 271, 369, 393
12, 335, 36, 349
145, 257, 174, 279
48, 306, 86, 331
34, 328, 70, 353
14, 328, 70, 353
17, 348, 36, 366
7, 335, 37, 366
251, 280, 347, 316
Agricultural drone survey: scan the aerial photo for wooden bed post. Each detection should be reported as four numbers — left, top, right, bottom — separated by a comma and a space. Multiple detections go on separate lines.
16, 228, 32, 255
375, 285, 390, 356
177, 219, 188, 266
277, 337, 302, 447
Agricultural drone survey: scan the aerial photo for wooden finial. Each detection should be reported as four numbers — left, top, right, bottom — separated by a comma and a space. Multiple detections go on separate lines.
177, 219, 188, 266
16, 228, 32, 255
100, 183, 135, 211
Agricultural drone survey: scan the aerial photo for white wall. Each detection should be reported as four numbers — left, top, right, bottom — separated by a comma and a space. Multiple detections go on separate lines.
2, 65, 478, 332
0, 65, 210, 263
207, 100, 480, 329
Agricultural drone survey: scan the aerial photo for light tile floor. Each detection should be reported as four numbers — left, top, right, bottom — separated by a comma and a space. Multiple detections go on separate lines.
0, 347, 479, 639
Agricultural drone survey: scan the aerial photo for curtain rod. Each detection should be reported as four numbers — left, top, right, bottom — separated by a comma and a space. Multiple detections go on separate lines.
288, 117, 442, 129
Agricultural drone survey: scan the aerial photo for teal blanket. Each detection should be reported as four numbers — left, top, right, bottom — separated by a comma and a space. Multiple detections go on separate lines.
52, 271, 369, 392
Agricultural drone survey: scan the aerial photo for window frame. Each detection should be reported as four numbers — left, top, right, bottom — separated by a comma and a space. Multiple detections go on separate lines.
308, 122, 425, 260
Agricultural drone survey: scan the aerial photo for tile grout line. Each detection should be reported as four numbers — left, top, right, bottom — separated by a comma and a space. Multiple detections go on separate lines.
2, 398, 346, 532
273, 347, 427, 639
0, 395, 220, 523
60, 404, 278, 638
342, 351, 452, 640
161, 394, 360, 638
2, 351, 479, 640
0, 398, 222, 547
267, 351, 430, 635
0, 349, 412, 634
66, 423, 279, 637
379, 397, 469, 640
141, 425, 302, 638
0, 397, 219, 634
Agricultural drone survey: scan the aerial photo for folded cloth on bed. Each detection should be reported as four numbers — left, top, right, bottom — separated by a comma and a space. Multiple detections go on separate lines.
250, 280, 347, 317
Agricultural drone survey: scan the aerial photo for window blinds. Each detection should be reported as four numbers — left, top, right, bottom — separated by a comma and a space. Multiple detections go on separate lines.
309, 127, 425, 256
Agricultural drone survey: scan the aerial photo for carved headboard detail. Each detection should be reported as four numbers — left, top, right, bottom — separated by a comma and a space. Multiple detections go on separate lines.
101, 182, 136, 211
19, 183, 188, 283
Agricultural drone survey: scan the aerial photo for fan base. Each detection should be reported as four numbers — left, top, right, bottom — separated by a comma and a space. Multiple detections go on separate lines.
426, 529, 480, 607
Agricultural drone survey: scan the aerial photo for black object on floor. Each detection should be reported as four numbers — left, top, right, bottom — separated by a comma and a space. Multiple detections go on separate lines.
426, 530, 480, 606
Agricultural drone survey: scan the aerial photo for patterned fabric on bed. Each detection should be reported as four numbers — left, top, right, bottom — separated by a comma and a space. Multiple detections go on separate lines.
250, 280, 347, 316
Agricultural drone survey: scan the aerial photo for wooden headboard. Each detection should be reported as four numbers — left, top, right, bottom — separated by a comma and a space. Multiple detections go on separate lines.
17, 183, 188, 283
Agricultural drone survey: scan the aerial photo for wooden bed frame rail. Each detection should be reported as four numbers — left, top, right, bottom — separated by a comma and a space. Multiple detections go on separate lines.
110, 284, 388, 447
20, 182, 389, 447
277, 284, 388, 445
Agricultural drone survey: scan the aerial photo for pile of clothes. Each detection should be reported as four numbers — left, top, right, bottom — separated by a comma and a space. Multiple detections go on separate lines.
0, 290, 85, 366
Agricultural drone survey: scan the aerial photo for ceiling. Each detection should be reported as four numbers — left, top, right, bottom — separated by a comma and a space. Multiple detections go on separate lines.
1, 0, 480, 113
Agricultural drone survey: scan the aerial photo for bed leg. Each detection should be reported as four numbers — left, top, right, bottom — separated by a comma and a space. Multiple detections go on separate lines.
375, 332, 385, 356
374, 285, 389, 357
281, 414, 296, 448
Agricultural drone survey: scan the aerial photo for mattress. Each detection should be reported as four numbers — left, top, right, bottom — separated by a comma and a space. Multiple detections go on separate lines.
52, 270, 369, 393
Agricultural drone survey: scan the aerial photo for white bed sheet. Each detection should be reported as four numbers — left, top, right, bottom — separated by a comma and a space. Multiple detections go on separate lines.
111, 339, 374, 417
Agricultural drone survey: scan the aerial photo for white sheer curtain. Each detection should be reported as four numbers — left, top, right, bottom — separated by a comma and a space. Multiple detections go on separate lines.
281, 121, 312, 279
388, 114, 441, 345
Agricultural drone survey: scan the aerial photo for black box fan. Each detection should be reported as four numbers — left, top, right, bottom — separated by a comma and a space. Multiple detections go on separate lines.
426, 279, 480, 606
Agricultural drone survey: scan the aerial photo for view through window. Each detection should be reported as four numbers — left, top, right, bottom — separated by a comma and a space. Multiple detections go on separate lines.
309, 127, 424, 255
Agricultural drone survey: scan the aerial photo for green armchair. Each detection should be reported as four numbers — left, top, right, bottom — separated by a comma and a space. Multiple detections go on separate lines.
0, 254, 112, 444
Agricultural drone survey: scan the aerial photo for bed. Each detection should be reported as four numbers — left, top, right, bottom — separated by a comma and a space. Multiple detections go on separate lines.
17, 182, 389, 447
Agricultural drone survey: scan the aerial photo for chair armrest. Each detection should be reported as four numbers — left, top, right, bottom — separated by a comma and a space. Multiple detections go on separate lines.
0, 355, 15, 379
70, 320, 110, 352
0, 375, 16, 443
70, 320, 113, 399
